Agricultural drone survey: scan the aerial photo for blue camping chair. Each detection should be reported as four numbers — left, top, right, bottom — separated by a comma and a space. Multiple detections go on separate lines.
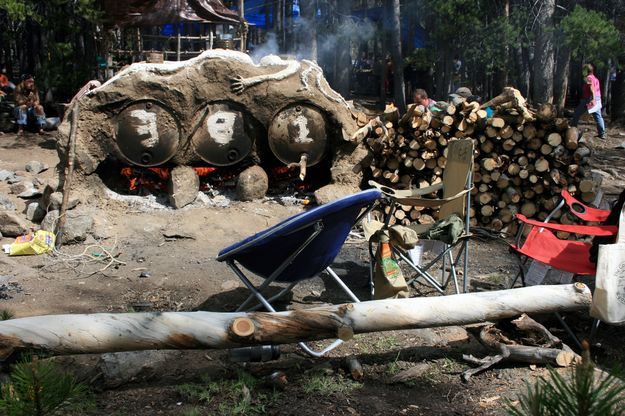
217, 188, 381, 357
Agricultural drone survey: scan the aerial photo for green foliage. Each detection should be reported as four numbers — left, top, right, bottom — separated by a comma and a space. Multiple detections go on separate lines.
559, 5, 623, 68
0, 310, 14, 321
0, 0, 37, 22
302, 371, 363, 395
506, 349, 625, 416
404, 48, 435, 71
176, 370, 279, 416
0, 356, 93, 416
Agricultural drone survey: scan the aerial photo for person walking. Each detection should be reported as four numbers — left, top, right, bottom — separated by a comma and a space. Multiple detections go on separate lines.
571, 63, 606, 139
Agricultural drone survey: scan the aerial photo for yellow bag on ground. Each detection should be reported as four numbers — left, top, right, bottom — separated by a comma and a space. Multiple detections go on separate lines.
9, 231, 56, 256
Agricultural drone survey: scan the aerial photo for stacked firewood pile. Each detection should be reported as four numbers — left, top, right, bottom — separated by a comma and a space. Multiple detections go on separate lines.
356, 87, 598, 235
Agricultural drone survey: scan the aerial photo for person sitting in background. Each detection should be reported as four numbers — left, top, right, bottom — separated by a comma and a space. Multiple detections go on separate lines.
14, 74, 46, 135
413, 88, 437, 109
0, 70, 15, 98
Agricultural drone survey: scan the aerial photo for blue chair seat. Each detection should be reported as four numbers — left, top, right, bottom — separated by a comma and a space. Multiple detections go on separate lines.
217, 189, 380, 283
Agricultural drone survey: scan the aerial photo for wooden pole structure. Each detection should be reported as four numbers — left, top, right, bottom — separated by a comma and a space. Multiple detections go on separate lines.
0, 284, 591, 358
54, 102, 79, 249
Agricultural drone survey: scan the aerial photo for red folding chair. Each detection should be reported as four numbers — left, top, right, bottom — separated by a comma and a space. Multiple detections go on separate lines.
509, 191, 617, 348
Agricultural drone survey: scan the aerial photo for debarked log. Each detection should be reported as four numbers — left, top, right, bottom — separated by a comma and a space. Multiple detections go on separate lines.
0, 284, 591, 358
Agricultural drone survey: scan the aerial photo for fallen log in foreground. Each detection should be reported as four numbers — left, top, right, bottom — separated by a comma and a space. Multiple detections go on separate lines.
0, 283, 591, 358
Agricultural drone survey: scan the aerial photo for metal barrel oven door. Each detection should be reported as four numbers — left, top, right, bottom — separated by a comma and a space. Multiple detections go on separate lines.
268, 104, 328, 179
115, 100, 180, 167
191, 103, 255, 166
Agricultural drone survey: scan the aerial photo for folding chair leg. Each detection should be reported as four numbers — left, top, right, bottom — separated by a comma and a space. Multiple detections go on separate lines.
325, 267, 360, 303
462, 238, 469, 294
555, 312, 583, 351
589, 319, 600, 344
446, 250, 460, 294
396, 249, 446, 295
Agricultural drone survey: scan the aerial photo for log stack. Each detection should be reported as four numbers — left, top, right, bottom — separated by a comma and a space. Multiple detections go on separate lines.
357, 87, 596, 235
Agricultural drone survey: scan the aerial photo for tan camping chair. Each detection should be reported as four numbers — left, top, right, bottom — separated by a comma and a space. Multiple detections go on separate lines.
368, 139, 474, 295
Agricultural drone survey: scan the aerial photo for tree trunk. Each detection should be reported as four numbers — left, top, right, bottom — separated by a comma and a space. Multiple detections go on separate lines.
264, 0, 272, 32
612, 67, 625, 123
532, 0, 555, 104
0, 284, 591, 358
275, 0, 283, 52
390, 0, 406, 113
299, 0, 317, 61
553, 43, 571, 114
334, 0, 352, 98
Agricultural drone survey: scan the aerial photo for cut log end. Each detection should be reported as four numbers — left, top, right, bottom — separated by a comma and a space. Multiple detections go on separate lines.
231, 317, 256, 337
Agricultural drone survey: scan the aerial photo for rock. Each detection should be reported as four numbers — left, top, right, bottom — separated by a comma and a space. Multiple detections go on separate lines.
0, 170, 14, 182
41, 210, 59, 233
236, 165, 269, 201
0, 194, 15, 211
6, 176, 25, 184
167, 166, 199, 209
388, 363, 431, 384
60, 210, 94, 243
17, 188, 42, 199
25, 160, 48, 174
46, 192, 80, 211
0, 210, 29, 237
26, 202, 46, 223
41, 180, 60, 208
10, 181, 33, 195
314, 184, 360, 205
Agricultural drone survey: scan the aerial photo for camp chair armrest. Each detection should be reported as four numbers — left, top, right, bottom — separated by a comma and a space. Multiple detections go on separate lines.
369, 180, 443, 198
392, 188, 471, 208
561, 190, 610, 223
515, 214, 617, 236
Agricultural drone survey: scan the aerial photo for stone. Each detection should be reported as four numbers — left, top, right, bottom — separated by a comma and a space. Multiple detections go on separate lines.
0, 210, 29, 237
46, 192, 80, 211
10, 181, 33, 195
25, 160, 48, 174
0, 194, 15, 211
236, 165, 269, 201
61, 210, 94, 243
26, 202, 46, 223
314, 184, 359, 205
167, 166, 199, 209
6, 176, 25, 184
17, 188, 42, 199
41, 210, 59, 232
0, 170, 14, 182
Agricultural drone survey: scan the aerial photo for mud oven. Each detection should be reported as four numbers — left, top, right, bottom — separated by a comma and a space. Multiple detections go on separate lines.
57, 50, 367, 206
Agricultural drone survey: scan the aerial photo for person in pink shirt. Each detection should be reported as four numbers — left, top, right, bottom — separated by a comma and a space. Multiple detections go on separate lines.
413, 89, 437, 109
571, 63, 606, 139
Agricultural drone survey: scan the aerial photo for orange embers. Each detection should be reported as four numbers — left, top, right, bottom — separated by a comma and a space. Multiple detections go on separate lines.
120, 166, 219, 191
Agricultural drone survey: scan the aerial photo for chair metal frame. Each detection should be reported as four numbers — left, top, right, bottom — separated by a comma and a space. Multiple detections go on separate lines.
216, 189, 380, 357
368, 139, 475, 295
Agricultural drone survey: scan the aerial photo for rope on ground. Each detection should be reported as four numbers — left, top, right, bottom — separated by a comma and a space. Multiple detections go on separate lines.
42, 237, 126, 277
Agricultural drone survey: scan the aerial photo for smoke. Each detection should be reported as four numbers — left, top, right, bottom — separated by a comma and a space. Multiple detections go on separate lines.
250, 17, 376, 64
295, 17, 376, 61
250, 32, 280, 64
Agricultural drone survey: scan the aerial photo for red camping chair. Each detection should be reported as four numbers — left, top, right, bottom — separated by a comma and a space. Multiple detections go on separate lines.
509, 191, 617, 347
510, 190, 613, 284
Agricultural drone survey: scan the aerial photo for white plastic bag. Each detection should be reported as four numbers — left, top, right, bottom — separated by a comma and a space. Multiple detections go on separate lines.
590, 205, 625, 324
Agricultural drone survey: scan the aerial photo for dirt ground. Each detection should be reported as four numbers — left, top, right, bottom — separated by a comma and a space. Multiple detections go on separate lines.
1, 115, 625, 415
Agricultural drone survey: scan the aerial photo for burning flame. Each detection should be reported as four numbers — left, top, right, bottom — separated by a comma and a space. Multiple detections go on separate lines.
120, 166, 219, 191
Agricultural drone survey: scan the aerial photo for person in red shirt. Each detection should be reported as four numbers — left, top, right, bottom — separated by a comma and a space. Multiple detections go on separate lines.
571, 63, 606, 139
